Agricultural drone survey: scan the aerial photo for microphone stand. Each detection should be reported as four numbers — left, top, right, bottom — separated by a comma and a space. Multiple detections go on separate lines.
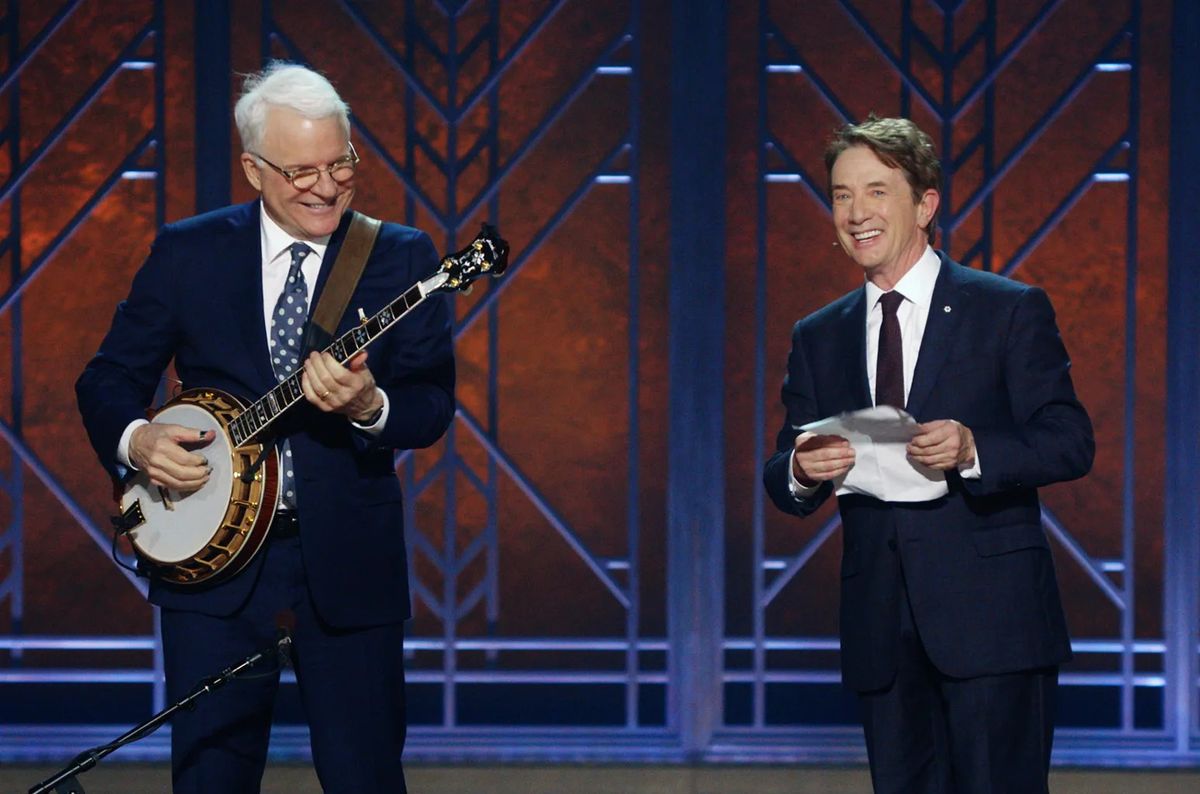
28, 631, 292, 794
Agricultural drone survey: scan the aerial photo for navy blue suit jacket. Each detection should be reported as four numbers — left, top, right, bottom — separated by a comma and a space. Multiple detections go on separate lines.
76, 202, 454, 628
763, 253, 1093, 692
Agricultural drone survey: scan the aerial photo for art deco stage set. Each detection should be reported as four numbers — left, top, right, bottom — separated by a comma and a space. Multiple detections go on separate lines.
0, 0, 1198, 791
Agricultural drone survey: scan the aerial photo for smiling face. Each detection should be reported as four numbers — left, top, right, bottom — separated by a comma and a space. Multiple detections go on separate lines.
240, 106, 354, 242
830, 145, 939, 289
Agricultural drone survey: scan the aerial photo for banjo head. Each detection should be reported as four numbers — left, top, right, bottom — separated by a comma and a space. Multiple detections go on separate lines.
118, 389, 277, 585
121, 403, 236, 564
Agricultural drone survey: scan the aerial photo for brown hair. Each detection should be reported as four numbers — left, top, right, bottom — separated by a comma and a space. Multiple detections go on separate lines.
825, 114, 941, 243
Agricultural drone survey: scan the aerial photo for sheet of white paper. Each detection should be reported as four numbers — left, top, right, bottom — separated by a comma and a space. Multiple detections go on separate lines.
798, 405, 948, 502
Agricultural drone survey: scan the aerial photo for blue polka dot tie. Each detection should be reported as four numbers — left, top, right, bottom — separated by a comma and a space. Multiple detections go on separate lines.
269, 242, 311, 510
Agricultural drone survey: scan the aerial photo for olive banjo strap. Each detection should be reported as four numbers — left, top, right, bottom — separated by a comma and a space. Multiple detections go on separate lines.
302, 210, 383, 354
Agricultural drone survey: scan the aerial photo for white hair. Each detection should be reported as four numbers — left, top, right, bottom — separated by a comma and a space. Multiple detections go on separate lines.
233, 61, 350, 153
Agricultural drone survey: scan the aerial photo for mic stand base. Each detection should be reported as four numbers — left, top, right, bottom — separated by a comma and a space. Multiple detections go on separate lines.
28, 635, 290, 794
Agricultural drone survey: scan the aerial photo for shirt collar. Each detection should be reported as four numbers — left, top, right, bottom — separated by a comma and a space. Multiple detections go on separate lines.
259, 201, 331, 264
863, 245, 941, 310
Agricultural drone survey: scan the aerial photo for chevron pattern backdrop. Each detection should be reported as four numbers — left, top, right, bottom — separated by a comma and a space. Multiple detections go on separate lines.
722, 0, 1180, 763
0, 0, 1192, 766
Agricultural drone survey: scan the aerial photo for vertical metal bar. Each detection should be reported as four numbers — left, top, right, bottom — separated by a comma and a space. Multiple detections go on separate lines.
441, 419, 458, 728
939, 6, 953, 255
154, 0, 166, 227
445, 9, 459, 228
442, 7, 460, 731
1164, 0, 1200, 755
404, 0, 417, 228
899, 0, 911, 119
752, 0, 768, 731
982, 0, 995, 273
5, 0, 23, 665
153, 610, 166, 713
1120, 3, 1140, 736
194, 0, 231, 212
667, 0, 726, 757
485, 0, 501, 671
625, 0, 643, 730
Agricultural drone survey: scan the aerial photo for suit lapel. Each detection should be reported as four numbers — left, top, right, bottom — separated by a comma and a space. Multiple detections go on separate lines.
842, 288, 873, 409
906, 254, 967, 417
229, 202, 278, 390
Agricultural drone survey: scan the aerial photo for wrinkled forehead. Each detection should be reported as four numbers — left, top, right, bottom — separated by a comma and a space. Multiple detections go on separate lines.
260, 110, 349, 161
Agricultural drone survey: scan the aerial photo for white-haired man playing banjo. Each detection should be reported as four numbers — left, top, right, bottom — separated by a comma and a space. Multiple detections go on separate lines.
77, 62, 454, 793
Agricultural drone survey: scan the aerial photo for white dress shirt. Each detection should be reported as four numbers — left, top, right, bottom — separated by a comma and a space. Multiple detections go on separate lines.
789, 245, 981, 498
862, 245, 941, 407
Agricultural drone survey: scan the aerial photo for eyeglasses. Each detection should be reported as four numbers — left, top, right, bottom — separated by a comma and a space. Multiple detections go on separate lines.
254, 142, 359, 190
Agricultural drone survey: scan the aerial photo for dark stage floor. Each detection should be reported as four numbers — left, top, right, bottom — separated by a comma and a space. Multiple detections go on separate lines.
8, 764, 1200, 793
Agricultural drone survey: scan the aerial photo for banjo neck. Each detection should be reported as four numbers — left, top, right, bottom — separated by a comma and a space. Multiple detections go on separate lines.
228, 270, 450, 448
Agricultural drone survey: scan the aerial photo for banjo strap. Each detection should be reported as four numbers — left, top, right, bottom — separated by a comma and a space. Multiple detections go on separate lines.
302, 210, 382, 354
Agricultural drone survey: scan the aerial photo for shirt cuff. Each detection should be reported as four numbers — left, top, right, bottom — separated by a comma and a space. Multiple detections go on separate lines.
958, 447, 982, 479
350, 388, 389, 436
787, 449, 821, 498
117, 419, 150, 470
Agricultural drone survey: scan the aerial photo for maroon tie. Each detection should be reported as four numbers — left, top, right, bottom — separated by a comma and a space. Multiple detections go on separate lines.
876, 291, 905, 409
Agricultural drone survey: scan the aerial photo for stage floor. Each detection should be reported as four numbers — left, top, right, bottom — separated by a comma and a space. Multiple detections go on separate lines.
9, 764, 1200, 793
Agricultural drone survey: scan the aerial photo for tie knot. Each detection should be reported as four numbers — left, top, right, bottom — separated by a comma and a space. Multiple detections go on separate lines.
286, 242, 310, 279
879, 290, 904, 316
288, 242, 310, 264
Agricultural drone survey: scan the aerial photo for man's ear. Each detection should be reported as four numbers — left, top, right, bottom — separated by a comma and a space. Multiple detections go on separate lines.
917, 188, 940, 232
240, 153, 263, 191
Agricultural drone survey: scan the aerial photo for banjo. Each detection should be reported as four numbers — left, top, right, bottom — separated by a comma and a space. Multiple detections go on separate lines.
114, 224, 509, 587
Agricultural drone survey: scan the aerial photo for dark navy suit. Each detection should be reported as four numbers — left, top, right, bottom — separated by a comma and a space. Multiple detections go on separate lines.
763, 253, 1093, 791
76, 201, 453, 792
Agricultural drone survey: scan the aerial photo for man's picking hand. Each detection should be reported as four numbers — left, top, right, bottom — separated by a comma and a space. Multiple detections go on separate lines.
129, 424, 214, 492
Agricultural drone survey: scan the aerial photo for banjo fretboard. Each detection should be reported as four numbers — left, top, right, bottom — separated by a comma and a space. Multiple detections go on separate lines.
228, 283, 427, 447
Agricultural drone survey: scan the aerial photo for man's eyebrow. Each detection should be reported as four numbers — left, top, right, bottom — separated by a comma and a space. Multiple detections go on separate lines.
283, 153, 354, 169
831, 180, 889, 190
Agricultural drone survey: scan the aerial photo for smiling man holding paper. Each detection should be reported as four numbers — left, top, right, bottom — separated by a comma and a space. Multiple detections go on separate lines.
762, 115, 1094, 794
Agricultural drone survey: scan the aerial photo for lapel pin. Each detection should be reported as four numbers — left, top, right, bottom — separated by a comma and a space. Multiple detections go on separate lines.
943, 305, 952, 313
